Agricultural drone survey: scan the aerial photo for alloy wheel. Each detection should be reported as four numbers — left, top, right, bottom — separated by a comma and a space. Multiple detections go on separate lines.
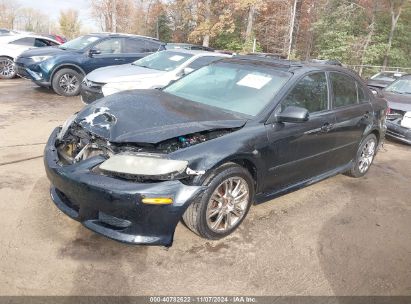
59, 73, 79, 94
206, 177, 250, 232
358, 138, 376, 173
0, 58, 15, 78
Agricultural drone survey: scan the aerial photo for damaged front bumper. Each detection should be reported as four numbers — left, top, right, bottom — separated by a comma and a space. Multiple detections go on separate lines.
386, 120, 411, 145
44, 128, 205, 246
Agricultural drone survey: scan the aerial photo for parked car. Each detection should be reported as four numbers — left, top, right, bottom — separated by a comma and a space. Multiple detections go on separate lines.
367, 71, 406, 89
166, 43, 215, 52
44, 57, 386, 246
15, 33, 165, 96
80, 49, 231, 104
0, 34, 60, 79
41, 33, 67, 44
382, 75, 411, 144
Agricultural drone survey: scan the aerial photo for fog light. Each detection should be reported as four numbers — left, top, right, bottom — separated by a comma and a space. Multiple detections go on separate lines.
142, 197, 173, 205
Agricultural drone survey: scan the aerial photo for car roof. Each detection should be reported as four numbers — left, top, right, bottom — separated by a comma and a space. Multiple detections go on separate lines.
88, 32, 161, 41
0, 34, 60, 44
219, 56, 362, 79
399, 74, 411, 79
161, 49, 228, 56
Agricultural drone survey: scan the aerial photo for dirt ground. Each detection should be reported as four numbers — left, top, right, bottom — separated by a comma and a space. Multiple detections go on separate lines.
0, 78, 410, 296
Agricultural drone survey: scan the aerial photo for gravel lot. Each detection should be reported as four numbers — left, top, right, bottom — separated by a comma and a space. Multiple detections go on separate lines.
0, 79, 410, 296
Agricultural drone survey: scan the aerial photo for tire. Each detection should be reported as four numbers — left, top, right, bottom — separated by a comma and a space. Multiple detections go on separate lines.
346, 133, 378, 178
183, 162, 254, 240
52, 68, 82, 96
0, 57, 16, 79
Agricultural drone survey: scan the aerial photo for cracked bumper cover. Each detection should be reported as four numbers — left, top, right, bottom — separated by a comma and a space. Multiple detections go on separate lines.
44, 127, 206, 246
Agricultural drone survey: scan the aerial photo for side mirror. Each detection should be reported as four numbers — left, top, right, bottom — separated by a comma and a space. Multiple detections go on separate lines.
369, 87, 383, 97
89, 49, 101, 57
183, 67, 194, 75
276, 106, 309, 123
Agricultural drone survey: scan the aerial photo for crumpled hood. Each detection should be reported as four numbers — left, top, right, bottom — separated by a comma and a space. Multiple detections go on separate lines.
383, 91, 411, 112
86, 64, 164, 83
74, 90, 247, 144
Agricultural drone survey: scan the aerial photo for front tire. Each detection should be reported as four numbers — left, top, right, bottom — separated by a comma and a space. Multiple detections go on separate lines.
183, 163, 254, 240
346, 133, 377, 178
52, 68, 82, 96
0, 57, 16, 79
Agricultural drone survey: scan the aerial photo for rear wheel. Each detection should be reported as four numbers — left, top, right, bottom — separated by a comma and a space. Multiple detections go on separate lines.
346, 134, 377, 178
183, 163, 254, 240
0, 57, 16, 79
52, 68, 82, 96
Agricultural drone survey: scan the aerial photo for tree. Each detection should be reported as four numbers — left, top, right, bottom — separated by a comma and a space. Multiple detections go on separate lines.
90, 0, 136, 33
0, 0, 20, 29
59, 9, 81, 39
382, 0, 407, 68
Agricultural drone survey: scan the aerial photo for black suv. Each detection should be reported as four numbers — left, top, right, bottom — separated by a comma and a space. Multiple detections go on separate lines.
15, 33, 165, 96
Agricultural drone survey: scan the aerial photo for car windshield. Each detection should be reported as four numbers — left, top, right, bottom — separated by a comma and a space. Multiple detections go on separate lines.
163, 62, 291, 116
59, 35, 100, 50
385, 78, 411, 95
371, 72, 402, 82
132, 51, 193, 71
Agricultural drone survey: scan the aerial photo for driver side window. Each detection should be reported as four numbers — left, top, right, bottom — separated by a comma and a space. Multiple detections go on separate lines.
281, 72, 328, 113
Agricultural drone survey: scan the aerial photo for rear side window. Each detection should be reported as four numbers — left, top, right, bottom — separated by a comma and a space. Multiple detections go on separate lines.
34, 38, 58, 47
9, 37, 35, 46
187, 56, 222, 70
330, 72, 358, 107
123, 38, 145, 53
281, 72, 328, 113
145, 41, 161, 52
357, 83, 369, 103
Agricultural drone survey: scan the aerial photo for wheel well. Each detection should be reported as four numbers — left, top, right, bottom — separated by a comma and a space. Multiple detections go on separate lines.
52, 65, 85, 81
231, 159, 258, 187
0, 56, 14, 61
370, 129, 380, 143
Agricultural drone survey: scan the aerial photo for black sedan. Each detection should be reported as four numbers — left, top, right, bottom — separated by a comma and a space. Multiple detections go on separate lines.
383, 75, 411, 144
44, 57, 387, 246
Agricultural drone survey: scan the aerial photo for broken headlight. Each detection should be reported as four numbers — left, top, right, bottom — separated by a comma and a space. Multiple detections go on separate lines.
57, 114, 77, 141
99, 154, 189, 181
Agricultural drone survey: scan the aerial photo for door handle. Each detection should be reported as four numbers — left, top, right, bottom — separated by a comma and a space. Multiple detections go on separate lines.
320, 123, 334, 133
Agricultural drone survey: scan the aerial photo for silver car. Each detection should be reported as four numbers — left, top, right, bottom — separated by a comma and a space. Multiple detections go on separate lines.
80, 49, 231, 104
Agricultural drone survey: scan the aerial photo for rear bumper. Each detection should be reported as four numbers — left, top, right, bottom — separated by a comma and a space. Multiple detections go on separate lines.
386, 120, 411, 145
44, 128, 205, 246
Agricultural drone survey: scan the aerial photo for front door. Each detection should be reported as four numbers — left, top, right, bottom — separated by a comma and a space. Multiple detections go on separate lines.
263, 72, 338, 193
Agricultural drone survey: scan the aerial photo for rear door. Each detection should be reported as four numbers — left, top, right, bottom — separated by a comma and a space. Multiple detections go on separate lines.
329, 72, 373, 167
263, 72, 338, 192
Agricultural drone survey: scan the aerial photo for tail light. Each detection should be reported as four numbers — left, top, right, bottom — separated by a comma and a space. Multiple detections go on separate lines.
386, 107, 391, 115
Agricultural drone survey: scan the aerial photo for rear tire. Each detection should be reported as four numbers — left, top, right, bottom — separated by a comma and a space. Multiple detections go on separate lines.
52, 68, 82, 96
0, 57, 16, 79
346, 134, 377, 178
183, 163, 254, 240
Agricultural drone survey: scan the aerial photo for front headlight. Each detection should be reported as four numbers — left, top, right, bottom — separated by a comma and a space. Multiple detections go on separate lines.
102, 81, 143, 96
99, 154, 188, 180
30, 56, 51, 63
57, 114, 77, 141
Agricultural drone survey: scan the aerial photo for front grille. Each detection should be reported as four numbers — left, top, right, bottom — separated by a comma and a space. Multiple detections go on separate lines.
98, 212, 132, 229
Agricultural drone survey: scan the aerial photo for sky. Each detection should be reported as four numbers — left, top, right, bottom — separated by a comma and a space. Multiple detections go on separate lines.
17, 0, 99, 31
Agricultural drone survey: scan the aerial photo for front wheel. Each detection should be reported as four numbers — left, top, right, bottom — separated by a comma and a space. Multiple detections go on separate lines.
0, 57, 16, 79
346, 133, 377, 178
52, 68, 82, 96
183, 163, 254, 240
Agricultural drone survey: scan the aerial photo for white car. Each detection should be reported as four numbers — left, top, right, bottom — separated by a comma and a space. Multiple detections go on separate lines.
80, 49, 231, 104
0, 34, 60, 79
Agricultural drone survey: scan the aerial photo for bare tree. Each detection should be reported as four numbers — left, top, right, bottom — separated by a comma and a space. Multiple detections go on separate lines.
59, 9, 81, 39
383, 0, 406, 68
0, 0, 20, 29
90, 0, 135, 33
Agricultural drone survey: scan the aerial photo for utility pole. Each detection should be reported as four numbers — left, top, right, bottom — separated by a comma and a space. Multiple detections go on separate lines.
287, 0, 298, 59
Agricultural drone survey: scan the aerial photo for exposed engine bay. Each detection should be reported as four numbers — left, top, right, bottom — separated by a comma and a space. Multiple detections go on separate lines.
56, 122, 233, 165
